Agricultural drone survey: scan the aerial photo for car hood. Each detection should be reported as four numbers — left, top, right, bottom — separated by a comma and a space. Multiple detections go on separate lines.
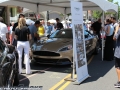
36, 38, 72, 52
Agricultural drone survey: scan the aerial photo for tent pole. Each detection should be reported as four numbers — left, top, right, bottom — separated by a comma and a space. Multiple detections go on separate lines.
102, 11, 105, 61
36, 3, 39, 20
64, 7, 67, 29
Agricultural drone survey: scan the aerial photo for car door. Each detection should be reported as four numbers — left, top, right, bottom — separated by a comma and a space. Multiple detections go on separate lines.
84, 31, 92, 53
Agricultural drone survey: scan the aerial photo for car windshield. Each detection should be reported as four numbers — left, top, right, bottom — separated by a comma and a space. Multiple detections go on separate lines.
50, 29, 92, 39
50, 29, 73, 38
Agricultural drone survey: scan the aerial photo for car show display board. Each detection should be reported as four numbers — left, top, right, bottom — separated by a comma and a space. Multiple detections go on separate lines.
71, 1, 89, 84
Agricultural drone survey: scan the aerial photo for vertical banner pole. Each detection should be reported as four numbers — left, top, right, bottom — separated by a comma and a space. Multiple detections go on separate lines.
72, 55, 75, 79
102, 11, 105, 61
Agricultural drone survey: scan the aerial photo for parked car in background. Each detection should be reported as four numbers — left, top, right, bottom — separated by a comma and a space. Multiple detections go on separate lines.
0, 39, 19, 87
30, 29, 99, 65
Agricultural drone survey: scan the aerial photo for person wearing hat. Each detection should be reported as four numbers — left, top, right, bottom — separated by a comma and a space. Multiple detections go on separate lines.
55, 18, 63, 30
0, 17, 9, 42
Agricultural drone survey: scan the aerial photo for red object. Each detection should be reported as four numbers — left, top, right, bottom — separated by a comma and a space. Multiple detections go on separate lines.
9, 34, 13, 44
7, 26, 10, 31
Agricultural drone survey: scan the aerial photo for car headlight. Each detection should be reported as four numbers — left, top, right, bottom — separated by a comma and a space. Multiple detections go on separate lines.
31, 45, 43, 51
59, 45, 73, 52
31, 44, 36, 51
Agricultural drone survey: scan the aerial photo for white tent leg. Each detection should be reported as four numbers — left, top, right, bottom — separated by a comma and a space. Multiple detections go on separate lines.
64, 7, 68, 29
102, 11, 105, 61
36, 3, 39, 20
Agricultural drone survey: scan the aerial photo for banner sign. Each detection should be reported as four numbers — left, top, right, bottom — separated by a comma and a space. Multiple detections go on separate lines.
71, 1, 89, 84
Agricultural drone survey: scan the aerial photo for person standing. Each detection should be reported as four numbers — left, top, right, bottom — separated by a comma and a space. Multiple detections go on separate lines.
28, 20, 40, 46
103, 19, 114, 61
0, 17, 9, 42
10, 22, 14, 44
11, 14, 26, 45
46, 22, 52, 36
91, 19, 102, 48
113, 22, 120, 88
111, 17, 119, 52
55, 18, 63, 30
15, 18, 32, 75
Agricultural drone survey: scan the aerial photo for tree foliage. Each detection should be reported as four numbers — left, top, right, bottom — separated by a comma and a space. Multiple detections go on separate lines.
107, 0, 120, 19
108, 0, 113, 2
92, 11, 102, 19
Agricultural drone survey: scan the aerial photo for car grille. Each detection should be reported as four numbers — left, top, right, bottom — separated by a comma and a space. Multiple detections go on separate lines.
34, 58, 70, 64
33, 51, 60, 56
34, 58, 58, 63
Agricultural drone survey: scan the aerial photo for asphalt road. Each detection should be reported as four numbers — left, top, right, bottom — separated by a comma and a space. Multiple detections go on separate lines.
18, 52, 119, 90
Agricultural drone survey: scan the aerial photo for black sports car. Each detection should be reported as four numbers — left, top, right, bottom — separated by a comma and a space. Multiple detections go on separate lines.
0, 39, 19, 87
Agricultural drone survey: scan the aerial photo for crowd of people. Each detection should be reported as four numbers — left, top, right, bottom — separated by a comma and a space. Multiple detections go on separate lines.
0, 14, 64, 75
0, 13, 120, 87
89, 17, 120, 88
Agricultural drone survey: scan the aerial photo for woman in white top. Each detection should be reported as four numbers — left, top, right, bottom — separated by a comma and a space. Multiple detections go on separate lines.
103, 19, 114, 61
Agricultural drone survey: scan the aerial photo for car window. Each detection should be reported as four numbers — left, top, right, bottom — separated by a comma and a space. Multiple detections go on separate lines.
50, 29, 73, 38
84, 30, 94, 39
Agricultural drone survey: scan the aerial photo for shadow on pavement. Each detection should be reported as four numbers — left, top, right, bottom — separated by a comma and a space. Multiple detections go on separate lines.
81, 51, 114, 84
19, 74, 30, 86
30, 63, 72, 74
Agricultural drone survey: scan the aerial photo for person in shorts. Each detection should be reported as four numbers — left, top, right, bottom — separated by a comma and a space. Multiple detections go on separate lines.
113, 22, 120, 88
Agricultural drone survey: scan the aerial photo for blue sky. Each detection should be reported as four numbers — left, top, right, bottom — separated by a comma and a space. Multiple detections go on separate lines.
114, 0, 120, 5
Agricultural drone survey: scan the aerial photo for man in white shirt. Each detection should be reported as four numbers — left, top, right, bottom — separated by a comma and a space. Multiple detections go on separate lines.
0, 17, 9, 42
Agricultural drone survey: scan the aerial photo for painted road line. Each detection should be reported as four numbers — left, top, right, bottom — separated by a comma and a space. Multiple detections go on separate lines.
57, 55, 94, 90
49, 74, 71, 90
19, 67, 51, 82
58, 81, 71, 90
88, 55, 94, 64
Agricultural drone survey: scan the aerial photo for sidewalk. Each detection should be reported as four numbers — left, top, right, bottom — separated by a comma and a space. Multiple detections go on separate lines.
65, 52, 119, 90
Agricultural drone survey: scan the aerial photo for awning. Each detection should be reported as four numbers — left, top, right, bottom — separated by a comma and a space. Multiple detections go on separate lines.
0, 0, 118, 14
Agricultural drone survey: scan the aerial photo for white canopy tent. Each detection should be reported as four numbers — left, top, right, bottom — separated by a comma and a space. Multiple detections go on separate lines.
0, 0, 118, 61
0, 0, 118, 81
0, 0, 118, 14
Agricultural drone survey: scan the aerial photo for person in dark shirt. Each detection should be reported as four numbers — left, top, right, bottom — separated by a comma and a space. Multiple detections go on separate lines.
15, 18, 32, 75
55, 18, 63, 30
11, 14, 26, 69
91, 19, 102, 48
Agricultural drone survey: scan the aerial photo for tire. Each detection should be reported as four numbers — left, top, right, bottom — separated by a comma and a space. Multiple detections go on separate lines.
13, 72, 19, 86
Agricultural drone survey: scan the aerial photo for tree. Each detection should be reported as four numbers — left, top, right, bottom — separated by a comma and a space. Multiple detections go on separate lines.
108, 0, 113, 2
114, 2, 119, 5
114, 1, 120, 19
92, 11, 102, 19
60, 13, 65, 20
107, 0, 120, 19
